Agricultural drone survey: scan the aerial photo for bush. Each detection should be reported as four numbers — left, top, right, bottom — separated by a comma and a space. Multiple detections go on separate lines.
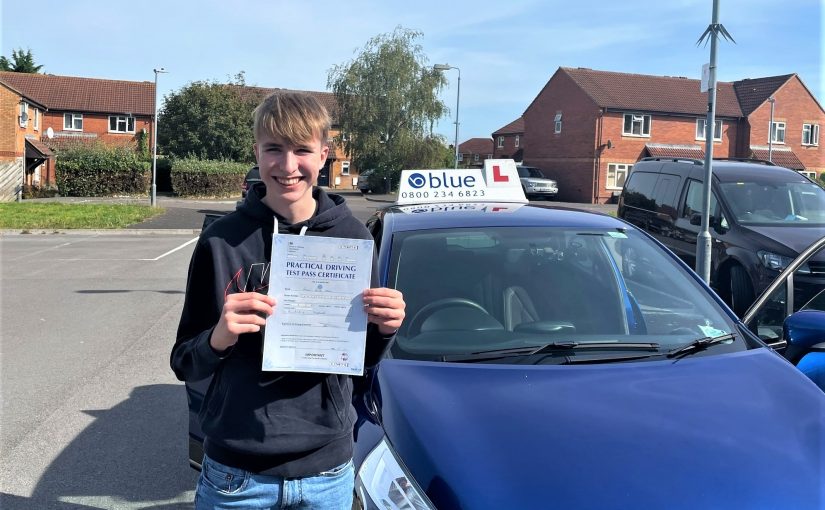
171, 158, 250, 196
56, 144, 150, 196
22, 184, 59, 199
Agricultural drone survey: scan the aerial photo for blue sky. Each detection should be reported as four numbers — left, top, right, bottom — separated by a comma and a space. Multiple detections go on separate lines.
2, 0, 821, 144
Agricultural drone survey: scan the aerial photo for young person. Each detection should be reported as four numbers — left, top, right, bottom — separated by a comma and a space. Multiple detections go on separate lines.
171, 91, 405, 509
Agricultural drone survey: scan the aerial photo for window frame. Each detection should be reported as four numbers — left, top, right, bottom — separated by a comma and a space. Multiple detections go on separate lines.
622, 113, 651, 137
108, 115, 136, 134
33, 108, 40, 131
802, 123, 820, 146
341, 161, 350, 176
770, 121, 786, 144
515, 135, 520, 148
458, 153, 463, 162
473, 154, 480, 163
64, 113, 84, 131
606, 163, 632, 190
695, 118, 723, 141
19, 102, 28, 127
497, 136, 504, 148
554, 112, 563, 134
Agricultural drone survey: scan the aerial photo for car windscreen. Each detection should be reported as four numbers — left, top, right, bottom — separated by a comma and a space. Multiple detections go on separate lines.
518, 167, 545, 179
386, 226, 740, 362
719, 180, 825, 225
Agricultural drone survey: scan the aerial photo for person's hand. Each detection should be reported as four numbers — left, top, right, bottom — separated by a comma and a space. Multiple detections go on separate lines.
210, 292, 276, 353
364, 288, 406, 335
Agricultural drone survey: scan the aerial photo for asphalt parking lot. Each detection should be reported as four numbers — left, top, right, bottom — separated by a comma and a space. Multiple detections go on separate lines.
0, 190, 616, 507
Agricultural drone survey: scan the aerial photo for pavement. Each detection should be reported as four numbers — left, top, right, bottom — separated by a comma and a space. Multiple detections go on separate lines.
6, 190, 616, 233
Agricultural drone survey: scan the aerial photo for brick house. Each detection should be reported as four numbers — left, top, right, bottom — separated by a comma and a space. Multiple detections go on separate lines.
523, 67, 824, 203
0, 71, 155, 188
238, 85, 361, 190
492, 117, 525, 161
0, 80, 51, 200
458, 138, 494, 167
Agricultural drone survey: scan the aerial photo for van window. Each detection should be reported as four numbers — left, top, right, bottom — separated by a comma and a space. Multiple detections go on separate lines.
652, 174, 680, 214
719, 181, 825, 225
682, 180, 722, 223
622, 171, 658, 210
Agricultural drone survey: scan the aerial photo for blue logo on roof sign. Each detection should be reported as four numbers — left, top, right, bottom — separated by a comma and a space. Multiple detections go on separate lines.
408, 173, 426, 189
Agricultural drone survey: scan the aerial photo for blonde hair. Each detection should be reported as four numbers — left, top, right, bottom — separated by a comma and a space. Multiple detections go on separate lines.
252, 91, 330, 146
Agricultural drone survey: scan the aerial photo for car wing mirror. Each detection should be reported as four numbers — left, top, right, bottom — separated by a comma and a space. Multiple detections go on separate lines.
795, 350, 825, 392
689, 213, 702, 226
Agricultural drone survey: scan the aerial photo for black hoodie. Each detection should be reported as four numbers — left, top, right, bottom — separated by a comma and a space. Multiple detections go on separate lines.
171, 184, 394, 477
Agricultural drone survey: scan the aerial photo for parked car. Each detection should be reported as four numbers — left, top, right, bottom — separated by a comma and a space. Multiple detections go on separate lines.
358, 169, 383, 194
517, 165, 558, 200
241, 165, 261, 198
186, 160, 825, 509
617, 157, 825, 315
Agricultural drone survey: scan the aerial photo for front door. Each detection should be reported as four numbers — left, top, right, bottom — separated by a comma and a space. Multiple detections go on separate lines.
318, 160, 331, 187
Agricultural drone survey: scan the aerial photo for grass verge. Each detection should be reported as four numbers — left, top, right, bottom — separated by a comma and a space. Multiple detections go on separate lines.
0, 203, 165, 229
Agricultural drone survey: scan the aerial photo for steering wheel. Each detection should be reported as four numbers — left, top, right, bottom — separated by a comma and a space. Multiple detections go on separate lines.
407, 298, 489, 336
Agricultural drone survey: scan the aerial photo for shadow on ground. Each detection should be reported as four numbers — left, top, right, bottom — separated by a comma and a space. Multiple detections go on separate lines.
1, 384, 197, 509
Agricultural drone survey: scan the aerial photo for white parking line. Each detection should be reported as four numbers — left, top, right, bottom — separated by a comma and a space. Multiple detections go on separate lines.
139, 236, 199, 261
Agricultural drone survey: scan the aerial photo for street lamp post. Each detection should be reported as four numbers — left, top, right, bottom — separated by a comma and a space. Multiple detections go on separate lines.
151, 67, 167, 207
767, 96, 775, 163
433, 64, 460, 169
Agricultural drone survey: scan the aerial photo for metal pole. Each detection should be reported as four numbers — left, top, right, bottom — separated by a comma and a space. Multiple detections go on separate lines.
768, 97, 775, 162
454, 68, 460, 169
696, 0, 721, 284
151, 67, 166, 207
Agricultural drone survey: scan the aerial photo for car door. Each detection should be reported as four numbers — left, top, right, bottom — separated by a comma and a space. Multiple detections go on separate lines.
671, 178, 728, 269
742, 236, 825, 390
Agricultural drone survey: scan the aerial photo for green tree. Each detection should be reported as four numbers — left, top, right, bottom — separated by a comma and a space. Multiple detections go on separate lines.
158, 74, 257, 162
327, 27, 448, 184
0, 48, 44, 73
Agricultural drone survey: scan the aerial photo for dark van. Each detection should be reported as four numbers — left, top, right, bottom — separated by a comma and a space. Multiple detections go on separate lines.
617, 157, 825, 315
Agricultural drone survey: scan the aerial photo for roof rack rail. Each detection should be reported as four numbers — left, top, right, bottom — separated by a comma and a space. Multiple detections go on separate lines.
638, 157, 703, 165
713, 157, 776, 166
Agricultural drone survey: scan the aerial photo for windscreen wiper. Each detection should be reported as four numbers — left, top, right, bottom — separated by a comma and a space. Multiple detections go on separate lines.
665, 333, 735, 360
443, 341, 660, 363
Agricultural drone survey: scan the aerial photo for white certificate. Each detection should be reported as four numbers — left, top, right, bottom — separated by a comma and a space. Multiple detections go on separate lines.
262, 233, 374, 375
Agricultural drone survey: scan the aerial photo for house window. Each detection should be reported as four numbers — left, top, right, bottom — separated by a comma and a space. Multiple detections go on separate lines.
33, 109, 40, 130
515, 135, 520, 148
64, 113, 83, 131
473, 154, 480, 162
19, 102, 28, 127
623, 113, 651, 137
800, 170, 817, 180
341, 161, 350, 175
497, 136, 504, 148
607, 163, 632, 190
802, 124, 820, 146
109, 115, 136, 133
696, 118, 722, 141
770, 121, 786, 144
458, 153, 464, 162
554, 112, 563, 134
486, 154, 492, 159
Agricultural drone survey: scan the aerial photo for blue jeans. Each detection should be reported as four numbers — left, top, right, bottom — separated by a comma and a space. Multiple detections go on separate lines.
195, 454, 354, 509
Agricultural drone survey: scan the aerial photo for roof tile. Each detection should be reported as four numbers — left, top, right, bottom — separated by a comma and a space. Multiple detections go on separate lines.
459, 138, 493, 154
0, 71, 154, 116
561, 67, 743, 117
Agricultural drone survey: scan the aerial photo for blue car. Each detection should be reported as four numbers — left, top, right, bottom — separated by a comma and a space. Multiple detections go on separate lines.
186, 160, 825, 508
349, 161, 825, 509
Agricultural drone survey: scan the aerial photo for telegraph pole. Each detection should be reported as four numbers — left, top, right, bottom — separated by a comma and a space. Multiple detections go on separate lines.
696, 0, 735, 283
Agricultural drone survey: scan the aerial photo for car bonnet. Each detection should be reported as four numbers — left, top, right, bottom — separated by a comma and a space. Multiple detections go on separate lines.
372, 349, 825, 509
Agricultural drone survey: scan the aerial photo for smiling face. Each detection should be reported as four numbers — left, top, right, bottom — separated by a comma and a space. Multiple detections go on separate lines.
254, 133, 329, 222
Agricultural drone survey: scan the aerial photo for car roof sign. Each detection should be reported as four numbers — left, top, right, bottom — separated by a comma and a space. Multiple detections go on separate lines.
396, 159, 528, 205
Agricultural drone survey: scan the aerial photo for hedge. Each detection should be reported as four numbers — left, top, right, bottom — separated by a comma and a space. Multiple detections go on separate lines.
171, 158, 250, 196
55, 145, 150, 197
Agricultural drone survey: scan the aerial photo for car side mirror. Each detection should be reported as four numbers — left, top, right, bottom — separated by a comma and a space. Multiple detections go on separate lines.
690, 213, 702, 226
783, 310, 825, 391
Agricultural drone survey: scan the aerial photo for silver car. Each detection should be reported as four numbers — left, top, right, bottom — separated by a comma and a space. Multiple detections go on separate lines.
517, 165, 558, 200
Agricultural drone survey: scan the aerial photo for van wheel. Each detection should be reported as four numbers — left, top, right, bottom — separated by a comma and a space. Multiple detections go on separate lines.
729, 265, 755, 317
